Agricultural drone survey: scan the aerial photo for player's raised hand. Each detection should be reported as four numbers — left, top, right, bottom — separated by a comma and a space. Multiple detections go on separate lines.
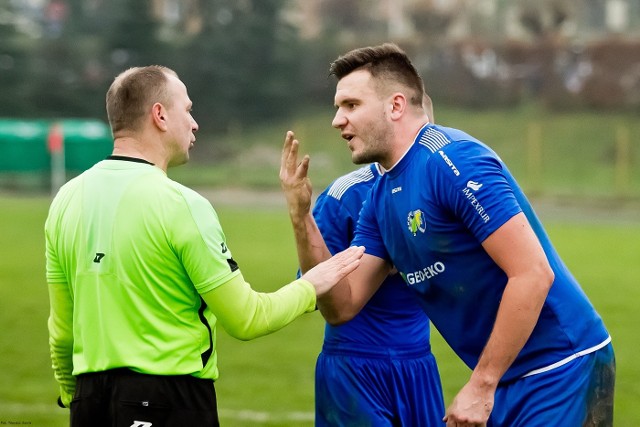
301, 246, 364, 297
280, 131, 313, 219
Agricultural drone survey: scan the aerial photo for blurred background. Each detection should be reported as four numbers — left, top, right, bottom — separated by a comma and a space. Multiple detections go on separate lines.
1, 0, 640, 198
1, 1, 639, 425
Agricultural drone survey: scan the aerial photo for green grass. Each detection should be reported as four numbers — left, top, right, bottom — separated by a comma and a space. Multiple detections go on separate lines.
1, 195, 639, 426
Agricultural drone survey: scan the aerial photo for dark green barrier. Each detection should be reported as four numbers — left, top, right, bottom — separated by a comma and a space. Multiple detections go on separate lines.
0, 119, 50, 172
60, 119, 112, 171
0, 118, 112, 173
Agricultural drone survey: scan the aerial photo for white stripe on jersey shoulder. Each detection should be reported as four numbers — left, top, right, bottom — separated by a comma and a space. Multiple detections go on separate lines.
418, 127, 451, 153
327, 166, 376, 200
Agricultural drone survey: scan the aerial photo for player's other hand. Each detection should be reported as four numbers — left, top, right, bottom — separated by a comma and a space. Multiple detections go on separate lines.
443, 379, 493, 427
280, 131, 312, 219
301, 246, 364, 296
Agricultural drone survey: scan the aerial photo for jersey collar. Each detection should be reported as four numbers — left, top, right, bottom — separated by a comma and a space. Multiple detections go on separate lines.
383, 122, 431, 176
106, 155, 154, 166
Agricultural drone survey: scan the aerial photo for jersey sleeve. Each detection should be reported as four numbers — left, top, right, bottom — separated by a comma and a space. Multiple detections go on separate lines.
45, 209, 76, 407
171, 187, 241, 294
47, 280, 76, 407
201, 273, 316, 340
45, 193, 70, 285
431, 141, 522, 242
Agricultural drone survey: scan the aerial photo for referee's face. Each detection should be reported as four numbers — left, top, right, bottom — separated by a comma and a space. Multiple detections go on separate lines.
165, 75, 199, 168
333, 70, 393, 166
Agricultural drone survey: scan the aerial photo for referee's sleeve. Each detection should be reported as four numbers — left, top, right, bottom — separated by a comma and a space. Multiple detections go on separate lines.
201, 273, 316, 341
48, 281, 76, 408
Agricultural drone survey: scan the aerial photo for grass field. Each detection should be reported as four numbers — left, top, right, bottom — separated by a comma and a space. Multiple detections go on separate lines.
0, 194, 639, 426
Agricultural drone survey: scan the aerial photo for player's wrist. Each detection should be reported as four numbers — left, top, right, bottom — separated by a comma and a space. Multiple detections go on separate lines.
287, 204, 310, 221
469, 368, 500, 391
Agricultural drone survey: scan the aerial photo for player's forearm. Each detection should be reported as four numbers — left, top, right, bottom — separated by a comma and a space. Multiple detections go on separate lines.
202, 274, 316, 341
289, 212, 359, 324
470, 272, 552, 388
316, 282, 354, 325
290, 211, 332, 273
318, 253, 391, 325
473, 211, 554, 386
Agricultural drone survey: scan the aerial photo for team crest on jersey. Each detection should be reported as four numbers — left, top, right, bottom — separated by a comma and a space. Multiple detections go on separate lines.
407, 209, 426, 236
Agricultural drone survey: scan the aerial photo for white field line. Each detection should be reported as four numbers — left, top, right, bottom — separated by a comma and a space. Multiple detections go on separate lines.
0, 402, 56, 414
0, 402, 314, 423
219, 408, 314, 422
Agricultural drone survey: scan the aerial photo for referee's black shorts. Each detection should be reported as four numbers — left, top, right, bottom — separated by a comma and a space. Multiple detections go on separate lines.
70, 368, 219, 427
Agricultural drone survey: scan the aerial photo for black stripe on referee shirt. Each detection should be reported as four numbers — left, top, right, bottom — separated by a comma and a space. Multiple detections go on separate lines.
198, 296, 214, 367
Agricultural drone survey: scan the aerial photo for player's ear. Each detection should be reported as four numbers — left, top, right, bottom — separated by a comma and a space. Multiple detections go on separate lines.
389, 93, 406, 120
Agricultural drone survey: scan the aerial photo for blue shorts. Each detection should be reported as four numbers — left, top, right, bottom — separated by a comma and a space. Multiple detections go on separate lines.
315, 345, 445, 427
490, 343, 615, 427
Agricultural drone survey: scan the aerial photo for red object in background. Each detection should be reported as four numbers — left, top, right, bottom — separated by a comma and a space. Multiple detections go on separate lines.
48, 123, 64, 153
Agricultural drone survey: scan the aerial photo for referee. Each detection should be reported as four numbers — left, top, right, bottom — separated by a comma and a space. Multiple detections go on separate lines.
45, 65, 363, 426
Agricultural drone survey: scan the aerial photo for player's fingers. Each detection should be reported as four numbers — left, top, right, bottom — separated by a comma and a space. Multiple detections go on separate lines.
281, 131, 294, 168
280, 132, 300, 182
286, 136, 300, 173
444, 417, 484, 427
295, 155, 310, 179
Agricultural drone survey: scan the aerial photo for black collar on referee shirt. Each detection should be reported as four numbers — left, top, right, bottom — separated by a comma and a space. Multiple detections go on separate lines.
106, 155, 154, 166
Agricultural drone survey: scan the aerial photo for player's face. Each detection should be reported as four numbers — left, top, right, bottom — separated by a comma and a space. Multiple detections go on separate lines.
165, 75, 199, 168
332, 70, 393, 165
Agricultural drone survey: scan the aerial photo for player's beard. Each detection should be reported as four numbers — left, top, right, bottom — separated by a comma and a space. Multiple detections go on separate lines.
351, 119, 394, 166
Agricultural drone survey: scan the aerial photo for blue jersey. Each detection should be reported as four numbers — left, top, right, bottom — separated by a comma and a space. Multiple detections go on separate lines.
352, 124, 610, 382
314, 164, 431, 353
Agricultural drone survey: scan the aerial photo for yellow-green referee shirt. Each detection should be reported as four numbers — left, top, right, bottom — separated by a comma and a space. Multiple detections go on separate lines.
46, 158, 316, 406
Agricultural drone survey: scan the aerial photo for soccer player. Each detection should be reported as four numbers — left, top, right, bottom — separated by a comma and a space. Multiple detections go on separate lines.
280, 44, 615, 426
45, 65, 364, 426
311, 95, 444, 426
313, 176, 444, 425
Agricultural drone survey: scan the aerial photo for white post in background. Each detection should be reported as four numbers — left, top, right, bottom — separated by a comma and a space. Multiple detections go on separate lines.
48, 122, 65, 196
606, 0, 628, 34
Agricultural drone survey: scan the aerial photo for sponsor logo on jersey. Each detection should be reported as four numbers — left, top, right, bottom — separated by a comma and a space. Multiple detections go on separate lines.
467, 180, 483, 191
402, 261, 446, 285
407, 209, 426, 236
438, 150, 460, 176
392, 186, 402, 194
461, 182, 490, 223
